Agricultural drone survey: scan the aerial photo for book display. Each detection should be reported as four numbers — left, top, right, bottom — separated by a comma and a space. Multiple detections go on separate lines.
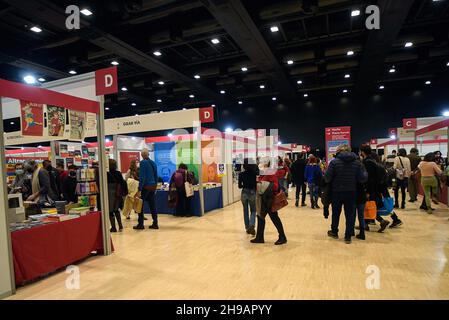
76, 168, 98, 210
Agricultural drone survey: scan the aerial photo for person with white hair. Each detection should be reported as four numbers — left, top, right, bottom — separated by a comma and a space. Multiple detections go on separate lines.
134, 148, 159, 230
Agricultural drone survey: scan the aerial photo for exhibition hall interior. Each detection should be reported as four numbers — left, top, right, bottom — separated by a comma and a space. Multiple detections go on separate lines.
1, 0, 449, 303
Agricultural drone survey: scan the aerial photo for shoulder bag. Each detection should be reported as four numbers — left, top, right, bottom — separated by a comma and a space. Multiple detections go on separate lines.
184, 171, 194, 198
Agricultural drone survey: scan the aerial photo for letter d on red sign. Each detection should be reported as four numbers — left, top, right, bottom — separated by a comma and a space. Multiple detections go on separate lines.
200, 107, 215, 123
95, 67, 118, 96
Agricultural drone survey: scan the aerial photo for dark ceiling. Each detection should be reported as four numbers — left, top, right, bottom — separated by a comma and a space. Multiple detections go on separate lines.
1, 0, 449, 144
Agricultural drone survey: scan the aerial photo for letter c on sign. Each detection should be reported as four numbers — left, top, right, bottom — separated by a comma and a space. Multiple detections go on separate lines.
105, 74, 113, 88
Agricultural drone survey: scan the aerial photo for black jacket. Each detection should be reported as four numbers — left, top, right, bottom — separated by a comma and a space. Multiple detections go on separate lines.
290, 158, 307, 184
324, 152, 368, 193
62, 176, 78, 203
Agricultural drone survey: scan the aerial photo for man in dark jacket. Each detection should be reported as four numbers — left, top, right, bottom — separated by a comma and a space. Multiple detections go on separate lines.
290, 153, 307, 207
407, 148, 421, 202
324, 145, 368, 244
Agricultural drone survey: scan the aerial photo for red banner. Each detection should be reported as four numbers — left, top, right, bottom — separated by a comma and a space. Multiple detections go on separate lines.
403, 118, 417, 129
119, 151, 140, 173
325, 126, 351, 164
95, 66, 118, 96
388, 128, 398, 137
20, 100, 44, 136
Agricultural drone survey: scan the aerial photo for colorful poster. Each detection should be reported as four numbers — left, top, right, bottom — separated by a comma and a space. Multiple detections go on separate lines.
66, 158, 74, 167
201, 140, 221, 183
20, 100, 44, 136
60, 144, 68, 157
69, 110, 86, 140
47, 105, 65, 137
154, 142, 176, 183
325, 126, 351, 164
176, 140, 199, 180
119, 151, 140, 174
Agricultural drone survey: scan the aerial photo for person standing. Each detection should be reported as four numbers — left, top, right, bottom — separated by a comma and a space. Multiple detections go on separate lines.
304, 156, 322, 209
407, 148, 421, 203
324, 145, 367, 244
62, 165, 78, 204
419, 153, 443, 214
9, 163, 32, 200
276, 157, 290, 197
251, 158, 287, 245
393, 148, 411, 209
290, 153, 307, 207
42, 160, 60, 201
170, 163, 195, 217
55, 162, 68, 199
107, 159, 127, 233
134, 148, 159, 230
238, 160, 257, 235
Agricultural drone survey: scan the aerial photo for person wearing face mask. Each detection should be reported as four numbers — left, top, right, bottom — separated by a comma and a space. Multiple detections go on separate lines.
42, 160, 60, 201
62, 165, 78, 204
9, 163, 32, 200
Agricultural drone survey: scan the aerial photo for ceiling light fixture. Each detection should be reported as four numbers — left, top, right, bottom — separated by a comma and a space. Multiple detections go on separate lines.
241, 67, 248, 72
212, 104, 216, 107
10, 121, 14, 125
297, 80, 303, 85
23, 75, 36, 84
272, 97, 277, 101
405, 42, 413, 48
238, 101, 243, 105
379, 85, 385, 90
69, 70, 77, 75
158, 81, 165, 85
30, 26, 42, 33
105, 107, 110, 110
111, 61, 119, 66
442, 111, 449, 117
304, 94, 309, 97
189, 94, 195, 98
425, 80, 431, 85
389, 68, 396, 73
287, 60, 294, 65
153, 51, 162, 56
260, 85, 265, 89
351, 9, 361, 17
211, 38, 220, 44
220, 90, 226, 94
80, 8, 93, 16
347, 50, 354, 56
270, 26, 279, 33
194, 75, 201, 79
121, 87, 128, 91
131, 103, 136, 106
157, 99, 162, 103
343, 89, 348, 93
38, 77, 46, 82
345, 74, 351, 78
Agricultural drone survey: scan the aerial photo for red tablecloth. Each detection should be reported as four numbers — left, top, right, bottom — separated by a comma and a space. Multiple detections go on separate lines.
11, 211, 109, 286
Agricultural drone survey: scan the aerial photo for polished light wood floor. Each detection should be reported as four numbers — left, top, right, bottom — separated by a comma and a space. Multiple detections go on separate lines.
7, 190, 449, 300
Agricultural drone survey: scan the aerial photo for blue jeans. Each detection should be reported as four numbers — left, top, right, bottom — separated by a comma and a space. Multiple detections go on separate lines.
139, 188, 157, 226
279, 178, 288, 196
356, 203, 365, 234
331, 191, 356, 239
308, 183, 318, 205
241, 189, 256, 230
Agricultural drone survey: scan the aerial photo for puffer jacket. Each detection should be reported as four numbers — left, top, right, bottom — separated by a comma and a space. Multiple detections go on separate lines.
324, 152, 368, 193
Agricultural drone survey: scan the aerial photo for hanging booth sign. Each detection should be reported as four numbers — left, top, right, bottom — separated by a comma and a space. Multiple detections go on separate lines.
325, 126, 351, 164
154, 142, 177, 183
388, 128, 398, 137
200, 107, 215, 123
20, 101, 44, 136
95, 66, 118, 96
403, 118, 417, 130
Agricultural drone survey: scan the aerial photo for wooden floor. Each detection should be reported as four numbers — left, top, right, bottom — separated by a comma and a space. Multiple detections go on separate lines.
7, 190, 449, 300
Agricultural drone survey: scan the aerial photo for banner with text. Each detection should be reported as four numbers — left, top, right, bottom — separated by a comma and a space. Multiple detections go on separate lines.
325, 126, 351, 164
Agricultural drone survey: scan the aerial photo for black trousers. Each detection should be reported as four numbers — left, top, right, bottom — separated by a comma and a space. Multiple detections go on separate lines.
394, 178, 408, 206
295, 182, 307, 203
175, 188, 192, 216
109, 210, 123, 230
255, 212, 286, 240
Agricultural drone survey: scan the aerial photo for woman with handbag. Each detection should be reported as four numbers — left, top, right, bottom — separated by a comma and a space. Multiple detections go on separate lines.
238, 160, 257, 235
251, 158, 287, 246
107, 159, 128, 232
170, 164, 194, 217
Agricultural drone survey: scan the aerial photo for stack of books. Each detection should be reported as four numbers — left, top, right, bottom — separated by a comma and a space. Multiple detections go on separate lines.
43, 214, 79, 223
68, 207, 91, 216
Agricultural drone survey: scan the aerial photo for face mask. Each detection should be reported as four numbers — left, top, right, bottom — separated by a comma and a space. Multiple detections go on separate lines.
69, 171, 77, 178
15, 169, 24, 175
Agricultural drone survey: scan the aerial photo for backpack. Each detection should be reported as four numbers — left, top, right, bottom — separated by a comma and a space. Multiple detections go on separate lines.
173, 171, 185, 188
367, 159, 388, 186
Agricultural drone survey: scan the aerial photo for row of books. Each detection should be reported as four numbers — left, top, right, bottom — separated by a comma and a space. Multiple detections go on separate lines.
76, 182, 98, 194
77, 168, 96, 181
78, 195, 97, 208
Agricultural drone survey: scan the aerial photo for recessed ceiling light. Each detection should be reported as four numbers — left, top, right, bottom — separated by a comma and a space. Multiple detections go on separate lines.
220, 90, 226, 94
345, 74, 351, 78
158, 81, 165, 85
347, 50, 354, 56
131, 103, 136, 106
212, 104, 216, 107
343, 89, 348, 93
405, 42, 413, 48
238, 101, 243, 105
153, 51, 162, 56
270, 26, 279, 33
351, 9, 361, 17
157, 99, 162, 103
38, 77, 45, 82
272, 97, 277, 101
10, 121, 14, 125
189, 94, 195, 98
446, 62, 449, 67
389, 68, 396, 73
80, 8, 93, 16
211, 38, 220, 44
105, 107, 110, 110
30, 26, 42, 33
304, 94, 309, 97
69, 70, 77, 75
111, 61, 119, 66
287, 60, 294, 65
260, 84, 265, 89
23, 75, 36, 84
425, 80, 431, 85
194, 74, 201, 79
241, 67, 248, 72
121, 87, 128, 91
443, 111, 449, 117
297, 80, 303, 85
379, 85, 385, 90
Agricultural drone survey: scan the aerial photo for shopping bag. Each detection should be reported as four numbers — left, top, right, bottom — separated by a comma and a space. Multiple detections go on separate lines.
133, 197, 143, 214
122, 195, 134, 217
271, 191, 288, 212
364, 201, 377, 220
378, 197, 394, 216
185, 181, 194, 197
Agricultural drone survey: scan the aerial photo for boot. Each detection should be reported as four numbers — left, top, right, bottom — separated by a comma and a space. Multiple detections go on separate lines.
269, 213, 287, 245
250, 216, 265, 243
109, 212, 117, 233
114, 211, 123, 231
295, 200, 299, 207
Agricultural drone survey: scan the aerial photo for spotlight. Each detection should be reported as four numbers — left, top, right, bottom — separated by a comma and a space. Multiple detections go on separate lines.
425, 80, 431, 85
345, 74, 350, 79
189, 94, 195, 98
442, 111, 449, 117
111, 61, 119, 66
153, 51, 162, 56
220, 90, 226, 94
23, 75, 36, 84
297, 80, 303, 85
389, 68, 396, 73
405, 42, 413, 48
241, 67, 248, 72
158, 81, 165, 85
379, 85, 385, 90
238, 101, 243, 105
157, 99, 162, 103
272, 97, 277, 101
351, 9, 361, 17
194, 75, 200, 79
270, 26, 279, 33
30, 26, 42, 33
38, 78, 46, 82
69, 70, 77, 75
211, 38, 220, 44
80, 8, 93, 16
287, 60, 294, 65
131, 103, 136, 106
347, 50, 354, 56
121, 87, 128, 91
343, 89, 348, 93
260, 85, 265, 89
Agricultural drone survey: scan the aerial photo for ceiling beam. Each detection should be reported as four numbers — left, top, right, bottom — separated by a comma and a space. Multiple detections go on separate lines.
0, 52, 68, 78
2, 0, 226, 102
355, 0, 415, 93
201, 0, 297, 101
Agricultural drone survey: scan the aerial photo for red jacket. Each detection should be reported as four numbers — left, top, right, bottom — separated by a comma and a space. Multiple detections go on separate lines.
276, 165, 289, 180
258, 174, 279, 193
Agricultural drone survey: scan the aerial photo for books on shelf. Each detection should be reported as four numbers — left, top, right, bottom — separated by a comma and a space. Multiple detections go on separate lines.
68, 207, 90, 216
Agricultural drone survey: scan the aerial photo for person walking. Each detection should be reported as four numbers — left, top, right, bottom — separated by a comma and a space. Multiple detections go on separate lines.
290, 153, 307, 207
123, 161, 140, 220
251, 158, 287, 245
407, 148, 421, 203
170, 163, 195, 217
276, 157, 290, 198
304, 156, 322, 209
324, 145, 367, 244
107, 159, 127, 233
134, 148, 159, 230
419, 153, 443, 214
393, 148, 411, 209
238, 160, 257, 235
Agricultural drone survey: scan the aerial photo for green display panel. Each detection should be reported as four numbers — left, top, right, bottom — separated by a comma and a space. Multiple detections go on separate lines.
175, 140, 199, 180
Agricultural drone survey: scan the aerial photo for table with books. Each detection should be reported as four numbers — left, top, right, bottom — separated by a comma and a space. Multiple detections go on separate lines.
10, 210, 109, 286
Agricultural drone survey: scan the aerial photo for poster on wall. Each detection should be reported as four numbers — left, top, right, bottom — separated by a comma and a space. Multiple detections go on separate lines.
119, 151, 140, 174
176, 140, 199, 180
47, 105, 65, 137
154, 142, 176, 183
325, 126, 351, 164
60, 144, 68, 157
69, 110, 86, 141
201, 140, 221, 183
20, 100, 44, 136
